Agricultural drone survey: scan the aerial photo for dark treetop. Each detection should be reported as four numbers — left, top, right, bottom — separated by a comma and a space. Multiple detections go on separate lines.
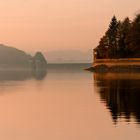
94, 13, 140, 59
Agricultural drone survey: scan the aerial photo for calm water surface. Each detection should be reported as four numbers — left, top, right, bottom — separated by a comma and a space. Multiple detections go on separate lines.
0, 64, 140, 140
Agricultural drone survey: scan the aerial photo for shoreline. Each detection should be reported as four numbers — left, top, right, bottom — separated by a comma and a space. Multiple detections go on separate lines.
87, 58, 140, 72
86, 65, 140, 73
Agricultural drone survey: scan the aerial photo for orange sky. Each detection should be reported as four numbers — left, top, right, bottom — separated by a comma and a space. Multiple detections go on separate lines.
0, 0, 140, 53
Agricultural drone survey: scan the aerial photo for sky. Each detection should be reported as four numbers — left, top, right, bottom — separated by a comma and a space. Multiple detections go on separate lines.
0, 0, 140, 53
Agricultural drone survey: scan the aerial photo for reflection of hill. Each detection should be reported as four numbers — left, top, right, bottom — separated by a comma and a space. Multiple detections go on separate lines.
94, 73, 140, 124
32, 69, 47, 80
0, 70, 32, 81
0, 70, 47, 81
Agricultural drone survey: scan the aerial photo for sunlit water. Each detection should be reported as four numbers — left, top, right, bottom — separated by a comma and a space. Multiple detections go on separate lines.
0, 64, 140, 140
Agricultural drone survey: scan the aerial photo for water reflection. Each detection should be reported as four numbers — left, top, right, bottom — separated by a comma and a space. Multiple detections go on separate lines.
32, 69, 47, 80
0, 63, 91, 82
0, 69, 47, 81
94, 73, 140, 124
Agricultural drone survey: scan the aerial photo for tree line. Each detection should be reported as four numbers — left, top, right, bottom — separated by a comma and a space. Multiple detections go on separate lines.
95, 13, 140, 59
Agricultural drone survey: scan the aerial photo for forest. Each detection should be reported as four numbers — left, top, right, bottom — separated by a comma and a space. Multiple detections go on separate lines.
94, 13, 140, 59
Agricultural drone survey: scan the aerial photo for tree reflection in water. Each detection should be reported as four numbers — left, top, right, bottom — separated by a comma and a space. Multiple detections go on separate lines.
94, 73, 140, 124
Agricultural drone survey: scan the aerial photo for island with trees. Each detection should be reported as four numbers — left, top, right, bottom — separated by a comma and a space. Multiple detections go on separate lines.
89, 13, 140, 72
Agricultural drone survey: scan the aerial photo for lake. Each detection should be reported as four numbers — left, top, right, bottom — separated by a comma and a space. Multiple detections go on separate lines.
0, 63, 140, 140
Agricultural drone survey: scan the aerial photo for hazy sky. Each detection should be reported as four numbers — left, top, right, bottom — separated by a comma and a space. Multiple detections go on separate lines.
0, 0, 140, 53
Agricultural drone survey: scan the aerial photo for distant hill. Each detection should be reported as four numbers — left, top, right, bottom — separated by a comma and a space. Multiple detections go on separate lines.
0, 44, 47, 70
45, 49, 92, 63
0, 44, 32, 67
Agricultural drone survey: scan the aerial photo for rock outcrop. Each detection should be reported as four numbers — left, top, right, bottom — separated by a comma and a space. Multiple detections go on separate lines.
32, 52, 47, 70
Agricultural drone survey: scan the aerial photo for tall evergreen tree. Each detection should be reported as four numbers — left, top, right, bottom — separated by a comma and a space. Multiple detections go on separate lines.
125, 14, 140, 58
96, 35, 109, 59
126, 14, 140, 57
94, 13, 140, 59
118, 17, 131, 58
106, 16, 119, 58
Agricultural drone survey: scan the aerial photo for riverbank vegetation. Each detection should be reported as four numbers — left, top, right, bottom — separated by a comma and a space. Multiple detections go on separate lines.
95, 13, 140, 59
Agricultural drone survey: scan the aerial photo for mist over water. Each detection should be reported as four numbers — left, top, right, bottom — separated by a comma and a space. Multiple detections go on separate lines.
0, 64, 140, 140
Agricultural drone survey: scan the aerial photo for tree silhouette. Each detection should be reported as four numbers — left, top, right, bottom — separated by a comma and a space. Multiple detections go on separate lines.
106, 16, 119, 58
118, 17, 131, 58
95, 13, 140, 59
126, 14, 140, 57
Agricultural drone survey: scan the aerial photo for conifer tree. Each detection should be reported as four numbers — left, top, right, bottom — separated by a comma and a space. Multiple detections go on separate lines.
96, 35, 109, 59
126, 14, 140, 57
94, 13, 140, 59
118, 17, 131, 58
106, 16, 119, 58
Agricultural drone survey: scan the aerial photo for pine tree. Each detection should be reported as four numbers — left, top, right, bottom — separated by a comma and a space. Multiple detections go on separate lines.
126, 14, 140, 57
118, 17, 131, 58
96, 35, 109, 59
106, 16, 119, 58
95, 13, 140, 59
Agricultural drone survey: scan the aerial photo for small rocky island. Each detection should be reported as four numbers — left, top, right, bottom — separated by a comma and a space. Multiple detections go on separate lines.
0, 44, 47, 70
33, 52, 47, 70
88, 13, 140, 72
